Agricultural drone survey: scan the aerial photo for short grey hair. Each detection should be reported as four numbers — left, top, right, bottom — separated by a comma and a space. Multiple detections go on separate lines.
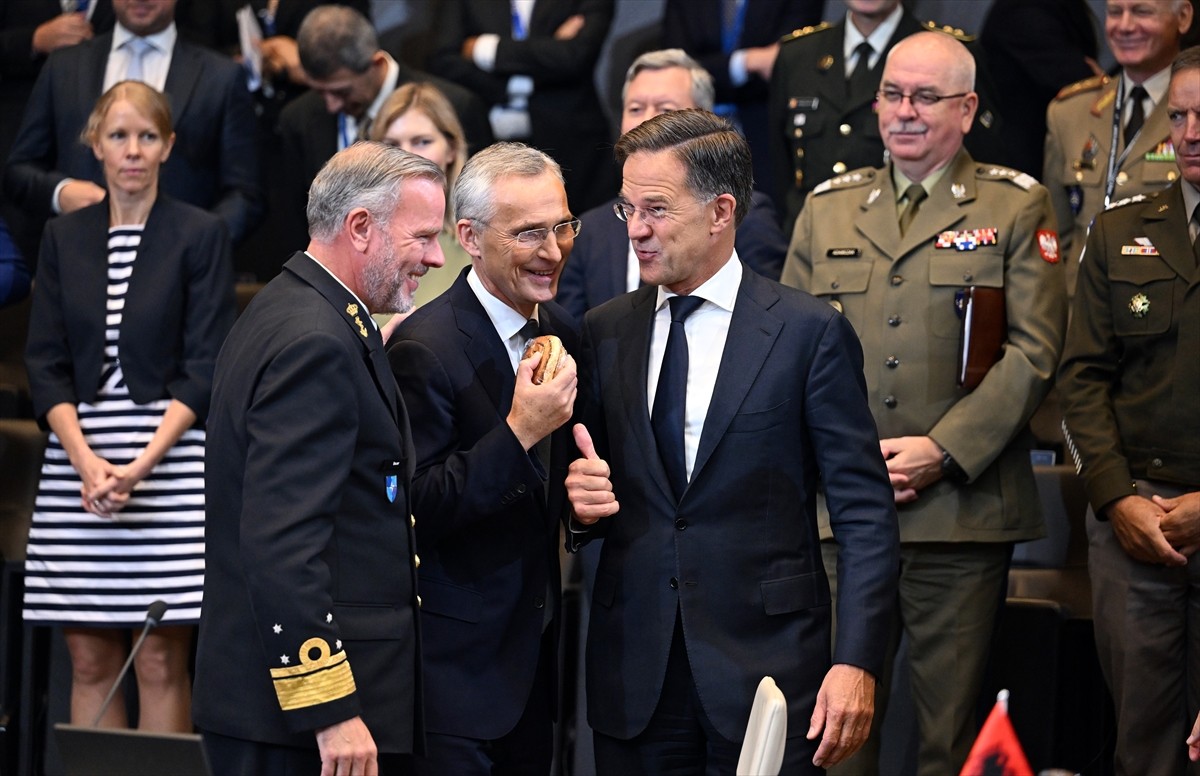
1172, 45, 1200, 76
614, 109, 752, 227
452, 142, 564, 225
297, 5, 378, 79
622, 48, 715, 111
307, 141, 446, 242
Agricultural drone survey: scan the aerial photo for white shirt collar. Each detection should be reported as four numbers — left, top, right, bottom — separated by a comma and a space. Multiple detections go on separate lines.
368, 52, 402, 124
111, 21, 177, 58
467, 266, 537, 343
844, 4, 903, 64
654, 250, 742, 315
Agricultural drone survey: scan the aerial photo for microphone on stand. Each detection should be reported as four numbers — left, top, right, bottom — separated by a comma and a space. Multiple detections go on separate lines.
91, 600, 169, 727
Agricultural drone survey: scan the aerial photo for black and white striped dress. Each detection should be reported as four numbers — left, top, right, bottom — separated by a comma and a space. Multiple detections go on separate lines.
23, 226, 205, 627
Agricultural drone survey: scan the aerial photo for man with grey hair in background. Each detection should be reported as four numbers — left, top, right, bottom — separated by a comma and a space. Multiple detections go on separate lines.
388, 142, 579, 774
556, 48, 787, 321
194, 142, 446, 776
782, 31, 1065, 775
1044, 0, 1194, 296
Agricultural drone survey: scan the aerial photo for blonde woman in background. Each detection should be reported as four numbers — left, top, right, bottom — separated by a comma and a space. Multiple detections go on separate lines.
370, 81, 471, 338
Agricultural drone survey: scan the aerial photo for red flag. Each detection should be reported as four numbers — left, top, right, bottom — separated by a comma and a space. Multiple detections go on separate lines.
960, 690, 1034, 776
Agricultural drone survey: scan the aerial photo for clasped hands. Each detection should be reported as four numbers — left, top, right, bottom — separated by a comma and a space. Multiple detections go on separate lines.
1107, 491, 1200, 566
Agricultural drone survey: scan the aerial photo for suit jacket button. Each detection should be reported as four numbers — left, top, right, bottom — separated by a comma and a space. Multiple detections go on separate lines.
534, 596, 545, 609
516, 483, 527, 494
883, 395, 898, 409
669, 577, 679, 590
675, 518, 687, 531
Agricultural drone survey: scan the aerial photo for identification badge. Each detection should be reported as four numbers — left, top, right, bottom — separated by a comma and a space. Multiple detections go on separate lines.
827, 248, 861, 258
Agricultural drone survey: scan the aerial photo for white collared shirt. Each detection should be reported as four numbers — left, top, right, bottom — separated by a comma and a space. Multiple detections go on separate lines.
104, 22, 176, 92
843, 3, 903, 77
647, 253, 743, 483
467, 267, 539, 374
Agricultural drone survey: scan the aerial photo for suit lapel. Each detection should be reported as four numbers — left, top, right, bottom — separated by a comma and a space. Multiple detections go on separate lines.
604, 218, 630, 300
689, 270, 782, 489
895, 151, 974, 259
164, 40, 200, 127
614, 287, 675, 501
449, 275, 517, 416
86, 35, 110, 114
1141, 184, 1199, 284
284, 254, 401, 424
811, 26, 847, 112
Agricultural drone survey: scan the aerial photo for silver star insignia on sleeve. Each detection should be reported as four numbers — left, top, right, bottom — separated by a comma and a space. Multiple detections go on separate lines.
272, 623, 282, 634
336, 639, 343, 650
326, 612, 333, 623
280, 654, 290, 665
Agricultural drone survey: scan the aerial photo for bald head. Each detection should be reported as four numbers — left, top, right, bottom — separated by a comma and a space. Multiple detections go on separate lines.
886, 31, 976, 93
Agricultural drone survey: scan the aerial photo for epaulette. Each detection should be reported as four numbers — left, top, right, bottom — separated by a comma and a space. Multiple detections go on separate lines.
975, 165, 1038, 191
811, 168, 877, 196
1054, 74, 1110, 102
923, 20, 976, 43
779, 22, 832, 44
1104, 193, 1148, 211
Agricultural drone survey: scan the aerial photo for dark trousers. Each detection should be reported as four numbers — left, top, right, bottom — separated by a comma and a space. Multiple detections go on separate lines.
593, 615, 820, 775
201, 729, 414, 776
413, 629, 555, 775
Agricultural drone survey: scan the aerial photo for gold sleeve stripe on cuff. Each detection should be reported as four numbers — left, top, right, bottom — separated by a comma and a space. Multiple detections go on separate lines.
270, 637, 357, 711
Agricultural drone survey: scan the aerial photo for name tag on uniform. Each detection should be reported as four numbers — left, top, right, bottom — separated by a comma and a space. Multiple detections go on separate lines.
789, 96, 819, 111
827, 248, 861, 258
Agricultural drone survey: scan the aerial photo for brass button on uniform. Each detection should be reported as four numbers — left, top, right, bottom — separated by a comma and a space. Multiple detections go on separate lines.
885, 356, 899, 368
963, 272, 974, 282
414, 554, 421, 569
410, 514, 416, 527
417, 595, 422, 607
832, 161, 847, 174
888, 315, 902, 327
1152, 457, 1164, 468
839, 123, 852, 136
883, 395, 898, 409
890, 275, 904, 286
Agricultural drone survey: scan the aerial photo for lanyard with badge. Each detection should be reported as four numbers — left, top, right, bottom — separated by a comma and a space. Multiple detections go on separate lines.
1103, 77, 1126, 209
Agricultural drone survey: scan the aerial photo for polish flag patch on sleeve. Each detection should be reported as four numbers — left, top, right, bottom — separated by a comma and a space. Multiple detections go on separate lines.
1036, 230, 1060, 263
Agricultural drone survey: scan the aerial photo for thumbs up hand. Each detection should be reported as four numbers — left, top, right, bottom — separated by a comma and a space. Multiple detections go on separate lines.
566, 423, 619, 524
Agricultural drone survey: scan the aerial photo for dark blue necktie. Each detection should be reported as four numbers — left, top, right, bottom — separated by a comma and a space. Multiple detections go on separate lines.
651, 295, 704, 500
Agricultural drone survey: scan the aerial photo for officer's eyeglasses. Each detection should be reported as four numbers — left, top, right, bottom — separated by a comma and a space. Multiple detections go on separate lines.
876, 88, 969, 108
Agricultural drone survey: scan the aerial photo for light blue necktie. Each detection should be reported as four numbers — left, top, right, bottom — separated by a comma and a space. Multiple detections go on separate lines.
125, 38, 152, 84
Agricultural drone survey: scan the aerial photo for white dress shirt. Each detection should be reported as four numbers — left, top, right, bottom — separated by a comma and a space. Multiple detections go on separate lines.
647, 253, 743, 483
843, 3, 902, 77
467, 267, 539, 373
104, 22, 176, 92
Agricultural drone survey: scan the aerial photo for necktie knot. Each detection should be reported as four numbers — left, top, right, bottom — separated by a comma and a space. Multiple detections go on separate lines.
518, 318, 540, 344
668, 295, 704, 324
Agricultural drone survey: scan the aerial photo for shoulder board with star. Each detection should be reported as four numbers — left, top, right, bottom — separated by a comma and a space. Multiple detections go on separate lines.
779, 21, 832, 44
1104, 193, 1149, 211
811, 168, 878, 196
922, 20, 976, 43
975, 165, 1038, 191
1054, 74, 1110, 102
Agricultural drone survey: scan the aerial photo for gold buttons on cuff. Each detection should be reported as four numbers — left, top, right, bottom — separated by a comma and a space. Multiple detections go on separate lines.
832, 161, 847, 174
417, 595, 422, 608
839, 123, 852, 136
414, 554, 421, 569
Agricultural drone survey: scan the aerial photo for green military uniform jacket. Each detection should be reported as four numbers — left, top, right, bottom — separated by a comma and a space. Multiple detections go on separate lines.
781, 149, 1066, 543
1058, 182, 1200, 512
1044, 74, 1181, 294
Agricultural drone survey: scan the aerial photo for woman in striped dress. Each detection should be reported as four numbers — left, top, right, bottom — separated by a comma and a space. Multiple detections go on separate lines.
23, 81, 235, 730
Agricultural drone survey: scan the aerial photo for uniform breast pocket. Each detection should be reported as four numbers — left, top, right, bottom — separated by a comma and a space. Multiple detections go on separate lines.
1109, 259, 1175, 337
810, 260, 872, 323
929, 251, 1005, 338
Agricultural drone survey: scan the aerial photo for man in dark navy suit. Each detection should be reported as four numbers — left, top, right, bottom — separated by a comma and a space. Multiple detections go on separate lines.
566, 109, 898, 774
3, 0, 261, 252
556, 48, 787, 321
388, 142, 579, 775
196, 143, 446, 776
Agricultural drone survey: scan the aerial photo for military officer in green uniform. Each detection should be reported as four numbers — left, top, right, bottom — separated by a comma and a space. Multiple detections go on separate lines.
1044, 0, 1193, 295
768, 0, 1009, 236
781, 31, 1066, 776
1058, 46, 1200, 776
